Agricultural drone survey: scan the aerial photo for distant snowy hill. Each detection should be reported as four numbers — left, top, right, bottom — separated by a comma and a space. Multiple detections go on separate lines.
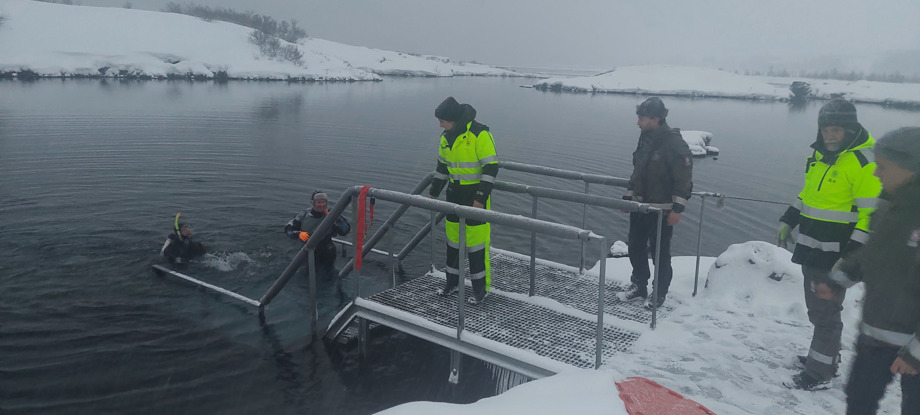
0, 0, 520, 80
533, 65, 920, 107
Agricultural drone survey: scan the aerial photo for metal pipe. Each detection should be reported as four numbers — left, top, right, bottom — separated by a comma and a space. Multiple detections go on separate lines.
693, 195, 706, 297
449, 350, 461, 384
332, 238, 393, 258
529, 196, 538, 297
153, 265, 260, 307
494, 181, 648, 212
308, 249, 317, 338
359, 316, 367, 359
353, 192, 360, 299
651, 209, 663, 329
595, 236, 607, 369
498, 161, 630, 187
457, 217, 467, 339
389, 224, 396, 288
430, 210, 437, 272
581, 182, 589, 272
360, 188, 601, 242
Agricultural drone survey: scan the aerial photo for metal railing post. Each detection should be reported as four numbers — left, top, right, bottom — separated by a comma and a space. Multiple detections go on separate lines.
430, 210, 437, 272
359, 316, 368, 359
389, 224, 397, 288
353, 193, 361, 299
308, 249, 317, 338
581, 182, 589, 273
651, 209, 663, 329
596, 236, 607, 369
530, 196, 538, 297
457, 218, 467, 338
693, 194, 706, 297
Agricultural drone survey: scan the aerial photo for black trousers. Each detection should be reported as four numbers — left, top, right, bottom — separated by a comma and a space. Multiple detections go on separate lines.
802, 265, 845, 381
846, 335, 920, 415
627, 211, 673, 294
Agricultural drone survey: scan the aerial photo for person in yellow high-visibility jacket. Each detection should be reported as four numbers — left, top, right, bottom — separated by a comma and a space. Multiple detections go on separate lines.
778, 99, 882, 390
428, 96, 499, 305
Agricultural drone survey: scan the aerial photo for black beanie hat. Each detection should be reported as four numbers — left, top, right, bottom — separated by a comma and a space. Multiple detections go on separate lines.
435, 96, 463, 122
818, 99, 858, 130
874, 127, 920, 174
636, 97, 668, 118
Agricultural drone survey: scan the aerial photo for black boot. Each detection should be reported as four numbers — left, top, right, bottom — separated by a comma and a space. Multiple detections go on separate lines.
783, 371, 831, 391
468, 278, 487, 305
437, 274, 459, 297
617, 283, 647, 302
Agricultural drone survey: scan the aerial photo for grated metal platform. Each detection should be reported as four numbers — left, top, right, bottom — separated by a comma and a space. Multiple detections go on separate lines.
358, 249, 670, 370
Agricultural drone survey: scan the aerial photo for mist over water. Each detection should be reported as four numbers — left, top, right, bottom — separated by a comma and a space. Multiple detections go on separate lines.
1, 77, 916, 414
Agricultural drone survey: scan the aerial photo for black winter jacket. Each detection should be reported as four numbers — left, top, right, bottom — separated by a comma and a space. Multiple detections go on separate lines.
625, 121, 693, 212
836, 180, 920, 370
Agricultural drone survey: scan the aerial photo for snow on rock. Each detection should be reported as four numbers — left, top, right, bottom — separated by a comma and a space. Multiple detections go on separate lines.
680, 130, 718, 157
0, 0, 520, 80
702, 241, 802, 313
609, 240, 629, 258
532, 65, 920, 107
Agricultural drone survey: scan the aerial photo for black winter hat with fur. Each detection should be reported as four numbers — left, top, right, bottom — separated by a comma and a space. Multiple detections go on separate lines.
818, 99, 858, 130
435, 96, 463, 122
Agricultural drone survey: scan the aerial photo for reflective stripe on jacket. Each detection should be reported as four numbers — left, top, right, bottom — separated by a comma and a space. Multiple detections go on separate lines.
781, 127, 882, 269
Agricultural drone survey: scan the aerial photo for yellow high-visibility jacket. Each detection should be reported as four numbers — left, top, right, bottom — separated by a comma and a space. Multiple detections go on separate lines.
781, 126, 882, 270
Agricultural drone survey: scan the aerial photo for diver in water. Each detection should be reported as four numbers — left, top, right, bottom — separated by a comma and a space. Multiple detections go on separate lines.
284, 189, 351, 273
160, 213, 207, 265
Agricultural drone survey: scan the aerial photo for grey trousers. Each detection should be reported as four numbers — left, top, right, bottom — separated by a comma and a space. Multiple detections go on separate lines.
802, 265, 846, 380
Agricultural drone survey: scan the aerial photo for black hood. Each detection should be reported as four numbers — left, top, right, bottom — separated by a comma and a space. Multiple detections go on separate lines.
443, 104, 477, 142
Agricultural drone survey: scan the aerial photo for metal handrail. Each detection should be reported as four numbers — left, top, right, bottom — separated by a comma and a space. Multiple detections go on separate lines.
500, 160, 728, 301
261, 183, 626, 366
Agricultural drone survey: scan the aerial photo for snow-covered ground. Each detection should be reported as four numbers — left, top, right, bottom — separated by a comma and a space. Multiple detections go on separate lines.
379, 241, 903, 415
533, 65, 920, 107
0, 0, 519, 80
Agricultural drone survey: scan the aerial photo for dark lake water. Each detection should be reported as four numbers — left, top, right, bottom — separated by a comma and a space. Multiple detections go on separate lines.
1, 76, 917, 414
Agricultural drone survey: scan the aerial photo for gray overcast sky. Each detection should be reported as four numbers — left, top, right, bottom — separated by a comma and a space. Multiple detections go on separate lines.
85, 0, 920, 71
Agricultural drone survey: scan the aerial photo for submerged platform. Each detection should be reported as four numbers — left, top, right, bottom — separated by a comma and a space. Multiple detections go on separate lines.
335, 248, 672, 377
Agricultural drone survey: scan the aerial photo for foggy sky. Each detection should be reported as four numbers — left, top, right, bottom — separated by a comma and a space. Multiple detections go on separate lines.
82, 0, 920, 71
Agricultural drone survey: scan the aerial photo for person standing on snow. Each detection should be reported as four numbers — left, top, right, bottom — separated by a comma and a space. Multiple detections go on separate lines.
777, 99, 882, 390
828, 127, 920, 414
284, 189, 351, 272
428, 96, 498, 305
617, 97, 693, 310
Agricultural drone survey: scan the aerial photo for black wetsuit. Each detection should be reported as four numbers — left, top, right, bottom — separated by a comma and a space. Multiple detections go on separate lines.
160, 233, 206, 265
